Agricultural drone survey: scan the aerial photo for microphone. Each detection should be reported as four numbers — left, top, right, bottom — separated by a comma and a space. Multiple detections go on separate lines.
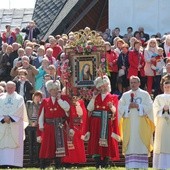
130, 93, 134, 102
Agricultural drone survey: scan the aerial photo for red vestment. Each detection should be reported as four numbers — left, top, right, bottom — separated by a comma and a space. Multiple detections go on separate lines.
38, 97, 68, 159
62, 100, 88, 163
88, 93, 120, 160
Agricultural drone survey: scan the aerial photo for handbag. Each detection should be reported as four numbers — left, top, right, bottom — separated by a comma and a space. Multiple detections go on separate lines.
118, 69, 125, 77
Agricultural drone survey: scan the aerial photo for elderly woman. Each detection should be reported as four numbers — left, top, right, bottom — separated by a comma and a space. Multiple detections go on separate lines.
87, 75, 120, 168
35, 57, 49, 90
10, 55, 38, 88
38, 80, 70, 169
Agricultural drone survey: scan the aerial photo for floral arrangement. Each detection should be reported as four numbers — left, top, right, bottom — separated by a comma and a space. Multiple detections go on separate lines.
62, 27, 107, 99
65, 27, 105, 55
100, 56, 106, 73
60, 58, 72, 88
74, 44, 97, 55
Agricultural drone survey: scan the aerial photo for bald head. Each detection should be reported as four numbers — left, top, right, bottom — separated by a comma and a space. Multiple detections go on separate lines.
6, 81, 16, 94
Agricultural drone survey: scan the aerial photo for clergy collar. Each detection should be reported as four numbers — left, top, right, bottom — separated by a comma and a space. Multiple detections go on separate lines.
131, 88, 140, 93
164, 93, 170, 95
6, 91, 17, 97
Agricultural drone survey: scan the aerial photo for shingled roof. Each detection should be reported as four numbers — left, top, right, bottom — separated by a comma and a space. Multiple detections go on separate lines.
32, 0, 68, 40
0, 8, 33, 32
33, 0, 108, 40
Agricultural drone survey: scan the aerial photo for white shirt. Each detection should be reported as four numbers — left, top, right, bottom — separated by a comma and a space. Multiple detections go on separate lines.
19, 81, 25, 97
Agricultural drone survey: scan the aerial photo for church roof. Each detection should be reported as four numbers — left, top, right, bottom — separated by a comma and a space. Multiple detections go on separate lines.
0, 8, 33, 32
33, 0, 108, 40
32, 0, 68, 40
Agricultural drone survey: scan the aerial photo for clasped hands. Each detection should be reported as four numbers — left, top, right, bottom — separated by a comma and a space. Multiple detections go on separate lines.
163, 105, 169, 111
3, 115, 11, 124
129, 102, 139, 110
162, 105, 170, 120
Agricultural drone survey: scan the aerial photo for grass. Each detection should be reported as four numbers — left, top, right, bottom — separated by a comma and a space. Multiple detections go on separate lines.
0, 167, 153, 170
0, 168, 122, 170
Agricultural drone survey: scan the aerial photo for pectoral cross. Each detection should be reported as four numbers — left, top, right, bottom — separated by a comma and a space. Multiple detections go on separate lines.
5, 97, 13, 105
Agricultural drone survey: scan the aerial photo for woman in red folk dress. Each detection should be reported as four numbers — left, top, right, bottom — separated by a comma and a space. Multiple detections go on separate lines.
87, 75, 120, 169
62, 97, 89, 164
38, 80, 70, 170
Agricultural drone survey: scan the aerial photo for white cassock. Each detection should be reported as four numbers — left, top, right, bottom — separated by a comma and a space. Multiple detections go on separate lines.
118, 88, 154, 169
119, 88, 153, 154
153, 93, 170, 169
0, 92, 28, 167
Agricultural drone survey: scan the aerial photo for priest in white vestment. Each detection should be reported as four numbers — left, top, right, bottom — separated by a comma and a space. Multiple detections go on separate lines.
118, 76, 155, 170
0, 81, 28, 167
153, 80, 170, 169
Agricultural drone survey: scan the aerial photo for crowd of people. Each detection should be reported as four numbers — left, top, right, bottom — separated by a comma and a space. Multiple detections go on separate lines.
104, 27, 170, 98
0, 22, 170, 170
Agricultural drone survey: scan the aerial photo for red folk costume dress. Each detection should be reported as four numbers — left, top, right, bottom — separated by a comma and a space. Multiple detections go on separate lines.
62, 99, 88, 163
87, 93, 120, 161
38, 96, 70, 159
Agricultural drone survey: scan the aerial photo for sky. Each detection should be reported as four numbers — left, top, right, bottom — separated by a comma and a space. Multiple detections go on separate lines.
0, 0, 36, 9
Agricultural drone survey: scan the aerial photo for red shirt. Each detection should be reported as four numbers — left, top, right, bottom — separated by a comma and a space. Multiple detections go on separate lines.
46, 45, 62, 59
